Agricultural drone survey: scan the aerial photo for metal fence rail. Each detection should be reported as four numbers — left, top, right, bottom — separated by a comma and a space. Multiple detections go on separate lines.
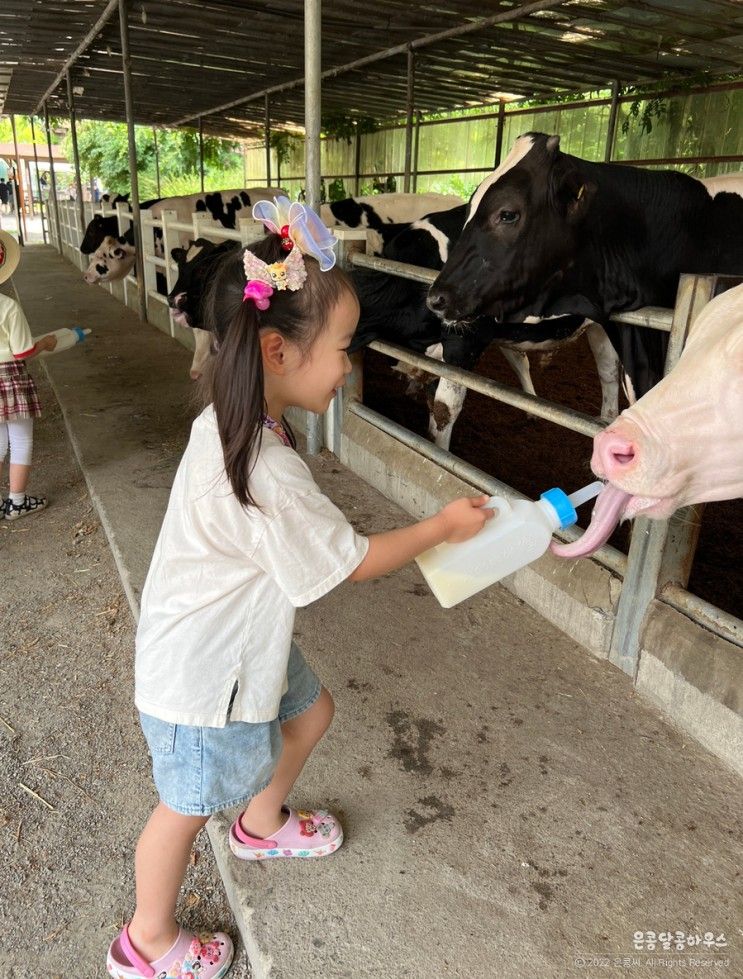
342, 243, 742, 663
46, 200, 741, 661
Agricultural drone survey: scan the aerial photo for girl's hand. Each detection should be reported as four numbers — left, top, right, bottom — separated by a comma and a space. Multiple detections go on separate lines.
37, 334, 57, 353
439, 495, 493, 543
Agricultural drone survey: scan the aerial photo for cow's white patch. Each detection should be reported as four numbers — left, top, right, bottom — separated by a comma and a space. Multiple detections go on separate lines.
499, 347, 536, 396
425, 343, 444, 361
190, 328, 212, 380
585, 322, 620, 421
465, 134, 536, 227
429, 378, 467, 451
367, 230, 384, 255
412, 218, 450, 264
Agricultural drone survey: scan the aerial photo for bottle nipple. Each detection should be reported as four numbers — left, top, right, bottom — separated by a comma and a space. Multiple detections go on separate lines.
567, 481, 604, 509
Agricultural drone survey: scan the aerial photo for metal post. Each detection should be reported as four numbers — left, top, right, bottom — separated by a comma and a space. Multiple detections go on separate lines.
494, 100, 506, 168
609, 274, 718, 678
412, 109, 422, 193
198, 116, 205, 193
9, 115, 26, 243
605, 79, 620, 163
43, 103, 63, 254
66, 70, 86, 243
305, 0, 322, 453
119, 0, 147, 322
264, 95, 272, 186
153, 127, 161, 197
353, 127, 361, 195
403, 46, 415, 193
242, 142, 248, 187
30, 116, 46, 240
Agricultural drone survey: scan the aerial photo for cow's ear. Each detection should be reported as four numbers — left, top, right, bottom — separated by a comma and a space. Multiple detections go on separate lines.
555, 168, 595, 223
566, 179, 596, 224
546, 134, 561, 156
171, 247, 186, 263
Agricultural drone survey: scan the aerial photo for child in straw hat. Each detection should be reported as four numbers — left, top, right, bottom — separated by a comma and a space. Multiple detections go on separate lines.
0, 230, 57, 520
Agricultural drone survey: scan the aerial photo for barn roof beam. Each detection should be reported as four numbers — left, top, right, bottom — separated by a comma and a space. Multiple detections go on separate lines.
32, 0, 121, 114
170, 0, 569, 126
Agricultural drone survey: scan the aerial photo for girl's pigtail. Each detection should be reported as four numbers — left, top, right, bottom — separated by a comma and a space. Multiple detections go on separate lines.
211, 298, 265, 509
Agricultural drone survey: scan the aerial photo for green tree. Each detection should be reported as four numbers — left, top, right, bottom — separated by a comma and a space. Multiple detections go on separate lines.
65, 120, 241, 198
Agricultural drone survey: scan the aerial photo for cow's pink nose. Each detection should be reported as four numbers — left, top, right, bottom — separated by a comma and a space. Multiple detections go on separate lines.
594, 430, 636, 477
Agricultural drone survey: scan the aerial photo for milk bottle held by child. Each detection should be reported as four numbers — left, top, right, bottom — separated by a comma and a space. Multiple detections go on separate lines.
416, 481, 603, 608
37, 326, 91, 356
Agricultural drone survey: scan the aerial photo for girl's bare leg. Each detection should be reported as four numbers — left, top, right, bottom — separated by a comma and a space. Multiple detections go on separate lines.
127, 804, 209, 963
240, 687, 334, 838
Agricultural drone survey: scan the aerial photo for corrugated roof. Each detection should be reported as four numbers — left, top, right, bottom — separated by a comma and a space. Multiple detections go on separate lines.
1, 1, 742, 138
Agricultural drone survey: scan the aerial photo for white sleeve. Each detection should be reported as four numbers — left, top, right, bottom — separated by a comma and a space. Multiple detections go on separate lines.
253, 488, 369, 607
6, 301, 35, 358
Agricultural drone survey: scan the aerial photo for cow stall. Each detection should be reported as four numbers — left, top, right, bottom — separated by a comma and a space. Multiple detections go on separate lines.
44, 193, 743, 778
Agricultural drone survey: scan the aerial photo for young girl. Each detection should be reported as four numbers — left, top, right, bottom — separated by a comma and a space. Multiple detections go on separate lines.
0, 230, 56, 521
107, 199, 492, 979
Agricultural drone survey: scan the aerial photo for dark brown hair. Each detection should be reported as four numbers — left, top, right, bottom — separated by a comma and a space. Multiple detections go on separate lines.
202, 234, 355, 508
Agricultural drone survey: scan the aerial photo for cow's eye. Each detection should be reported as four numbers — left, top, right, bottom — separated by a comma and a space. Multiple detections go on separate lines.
499, 210, 519, 224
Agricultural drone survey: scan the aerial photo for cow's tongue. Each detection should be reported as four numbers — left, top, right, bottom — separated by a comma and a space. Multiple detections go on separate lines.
549, 483, 631, 559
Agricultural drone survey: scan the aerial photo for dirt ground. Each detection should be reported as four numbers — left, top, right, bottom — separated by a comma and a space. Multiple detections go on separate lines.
0, 366, 253, 978
363, 333, 743, 618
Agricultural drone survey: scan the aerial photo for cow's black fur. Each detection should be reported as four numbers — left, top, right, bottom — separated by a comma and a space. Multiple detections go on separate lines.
79, 195, 160, 253
350, 203, 587, 375
326, 198, 409, 251
431, 133, 743, 395
168, 238, 240, 327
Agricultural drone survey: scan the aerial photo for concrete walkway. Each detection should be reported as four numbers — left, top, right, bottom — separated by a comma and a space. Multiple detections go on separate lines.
13, 247, 742, 979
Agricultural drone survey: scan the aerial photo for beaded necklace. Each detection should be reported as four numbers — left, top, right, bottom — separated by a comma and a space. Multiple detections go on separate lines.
262, 412, 292, 448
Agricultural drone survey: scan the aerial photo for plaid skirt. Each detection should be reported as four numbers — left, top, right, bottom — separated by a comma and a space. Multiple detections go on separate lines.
0, 360, 42, 421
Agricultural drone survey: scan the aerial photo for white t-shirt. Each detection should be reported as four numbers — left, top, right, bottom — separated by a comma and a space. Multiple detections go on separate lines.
0, 292, 35, 363
135, 405, 368, 728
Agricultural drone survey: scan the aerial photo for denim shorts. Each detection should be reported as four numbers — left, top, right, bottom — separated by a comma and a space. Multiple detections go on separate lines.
139, 642, 321, 816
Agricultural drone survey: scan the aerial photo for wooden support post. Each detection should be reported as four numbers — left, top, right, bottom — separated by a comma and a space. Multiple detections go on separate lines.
30, 116, 46, 240
153, 127, 161, 197
494, 100, 506, 168
66, 71, 86, 245
119, 0, 147, 322
43, 103, 63, 254
9, 115, 26, 244
305, 0, 322, 453
403, 46, 415, 193
605, 79, 620, 162
264, 95, 272, 187
198, 116, 205, 192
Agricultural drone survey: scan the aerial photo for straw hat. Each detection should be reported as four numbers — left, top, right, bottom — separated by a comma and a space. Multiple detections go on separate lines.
0, 230, 20, 286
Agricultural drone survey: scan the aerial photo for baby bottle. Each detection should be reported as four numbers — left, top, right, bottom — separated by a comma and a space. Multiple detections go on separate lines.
37, 326, 91, 356
416, 481, 603, 608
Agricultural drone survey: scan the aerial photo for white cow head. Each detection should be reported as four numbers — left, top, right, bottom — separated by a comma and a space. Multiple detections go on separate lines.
83, 236, 136, 284
552, 283, 743, 558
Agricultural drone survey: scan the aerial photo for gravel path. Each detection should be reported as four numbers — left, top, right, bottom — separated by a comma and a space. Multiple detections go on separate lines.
0, 364, 252, 978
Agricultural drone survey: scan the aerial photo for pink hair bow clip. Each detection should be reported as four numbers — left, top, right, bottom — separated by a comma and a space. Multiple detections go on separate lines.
242, 241, 307, 309
243, 279, 274, 310
252, 196, 337, 271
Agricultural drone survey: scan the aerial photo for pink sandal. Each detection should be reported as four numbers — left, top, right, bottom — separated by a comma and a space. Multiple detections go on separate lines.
107, 925, 233, 978
229, 806, 343, 860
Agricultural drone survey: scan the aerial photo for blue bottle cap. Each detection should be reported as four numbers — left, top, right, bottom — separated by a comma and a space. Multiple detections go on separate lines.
540, 488, 577, 529
72, 326, 87, 343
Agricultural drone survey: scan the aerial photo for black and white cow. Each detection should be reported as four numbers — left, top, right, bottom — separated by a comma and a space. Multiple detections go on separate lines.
168, 238, 239, 379
321, 193, 462, 255
351, 204, 620, 449
82, 187, 283, 285
79, 193, 134, 254
428, 133, 743, 400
